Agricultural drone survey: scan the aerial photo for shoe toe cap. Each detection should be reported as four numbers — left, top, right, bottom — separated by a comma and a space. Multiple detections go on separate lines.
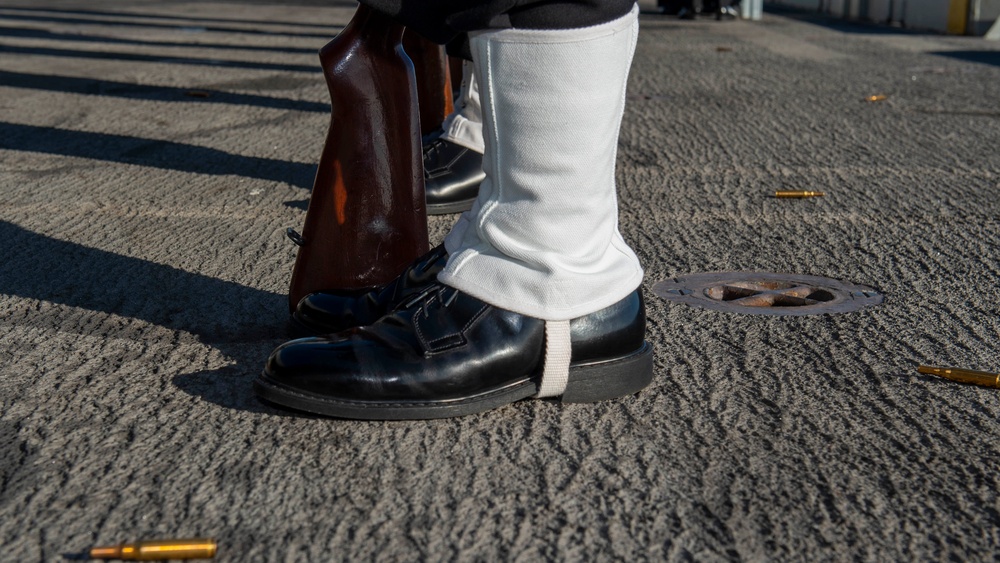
264, 336, 358, 392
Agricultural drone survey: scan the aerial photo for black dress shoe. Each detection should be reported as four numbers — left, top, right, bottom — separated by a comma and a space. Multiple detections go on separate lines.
423, 137, 485, 215
291, 245, 448, 335
256, 284, 653, 420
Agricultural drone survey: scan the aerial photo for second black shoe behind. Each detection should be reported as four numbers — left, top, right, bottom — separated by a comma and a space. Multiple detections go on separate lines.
423, 136, 485, 215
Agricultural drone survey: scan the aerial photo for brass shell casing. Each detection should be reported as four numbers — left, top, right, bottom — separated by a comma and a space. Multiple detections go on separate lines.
775, 191, 825, 198
918, 366, 1000, 388
89, 538, 217, 560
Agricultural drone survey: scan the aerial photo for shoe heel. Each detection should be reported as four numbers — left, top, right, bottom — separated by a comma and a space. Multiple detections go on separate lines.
560, 342, 653, 403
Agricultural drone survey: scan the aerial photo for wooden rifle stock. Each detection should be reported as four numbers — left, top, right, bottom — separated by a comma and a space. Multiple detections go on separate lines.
288, 6, 428, 312
402, 32, 454, 135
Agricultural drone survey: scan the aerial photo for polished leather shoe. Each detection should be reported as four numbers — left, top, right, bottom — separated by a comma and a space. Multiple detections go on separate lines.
257, 284, 653, 420
291, 244, 448, 335
423, 137, 485, 215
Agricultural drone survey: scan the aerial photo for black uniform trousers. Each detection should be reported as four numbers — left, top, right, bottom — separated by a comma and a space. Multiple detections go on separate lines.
360, 0, 634, 58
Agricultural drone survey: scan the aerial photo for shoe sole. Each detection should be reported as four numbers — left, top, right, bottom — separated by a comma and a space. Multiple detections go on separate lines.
253, 341, 654, 420
426, 197, 475, 216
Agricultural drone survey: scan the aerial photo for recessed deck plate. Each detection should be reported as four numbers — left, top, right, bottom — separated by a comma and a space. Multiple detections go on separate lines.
652, 272, 883, 316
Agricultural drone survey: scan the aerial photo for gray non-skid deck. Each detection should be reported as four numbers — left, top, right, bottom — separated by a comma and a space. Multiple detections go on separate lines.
1, 1, 999, 560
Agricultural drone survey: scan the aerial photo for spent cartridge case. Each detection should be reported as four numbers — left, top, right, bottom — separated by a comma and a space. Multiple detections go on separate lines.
775, 191, 825, 198
89, 538, 217, 560
917, 366, 1000, 389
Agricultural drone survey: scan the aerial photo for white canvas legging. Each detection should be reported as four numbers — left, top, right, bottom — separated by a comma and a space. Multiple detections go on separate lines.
439, 4, 643, 323
439, 60, 484, 154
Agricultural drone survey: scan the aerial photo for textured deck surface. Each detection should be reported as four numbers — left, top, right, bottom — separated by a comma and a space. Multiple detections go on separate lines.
1, 1, 999, 560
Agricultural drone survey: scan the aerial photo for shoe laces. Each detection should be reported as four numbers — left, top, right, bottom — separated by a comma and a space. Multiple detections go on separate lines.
401, 283, 460, 318
422, 139, 448, 179
423, 138, 446, 159
413, 245, 447, 276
